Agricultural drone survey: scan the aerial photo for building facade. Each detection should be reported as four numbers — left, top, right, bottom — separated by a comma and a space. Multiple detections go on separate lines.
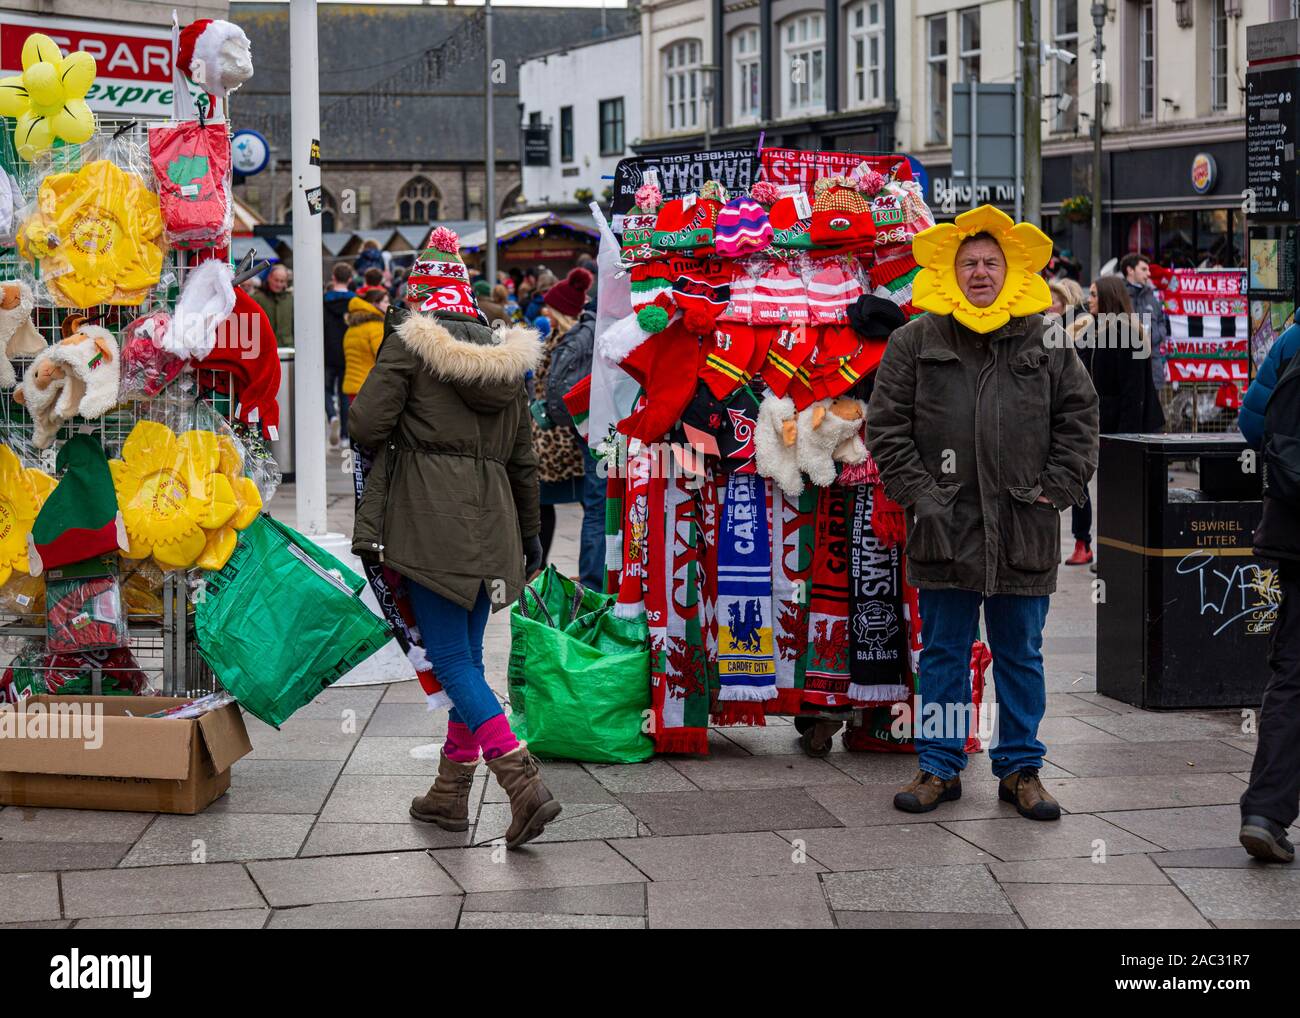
638, 0, 1284, 271
229, 3, 631, 233
518, 32, 643, 210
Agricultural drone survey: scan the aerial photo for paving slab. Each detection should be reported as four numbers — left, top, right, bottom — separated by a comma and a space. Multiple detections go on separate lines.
1164, 866, 1300, 921
1077, 710, 1248, 743
249, 851, 460, 907
938, 814, 1164, 861
808, 780, 1021, 827
474, 802, 638, 845
835, 910, 1024, 929
319, 775, 461, 824
988, 854, 1171, 885
206, 759, 344, 815
1148, 846, 1276, 869
1044, 772, 1249, 813
822, 864, 1013, 914
1034, 715, 1126, 745
120, 814, 314, 866
459, 910, 645, 928
647, 874, 833, 929
1097, 804, 1255, 851
1042, 693, 1117, 718
381, 680, 428, 704
268, 896, 462, 928
827, 753, 1069, 785
75, 909, 270, 929
0, 872, 61, 923
62, 863, 264, 919
1003, 883, 1212, 929
243, 717, 359, 761
0, 842, 130, 873
779, 824, 992, 872
1069, 692, 1143, 714
287, 686, 385, 722
618, 788, 840, 836
584, 760, 698, 794
463, 883, 647, 916
0, 807, 152, 844
666, 754, 859, 791
362, 704, 450, 738
613, 831, 823, 882
430, 840, 648, 893
1044, 739, 1257, 778
300, 821, 471, 856
713, 725, 832, 756
483, 761, 616, 804
342, 737, 456, 776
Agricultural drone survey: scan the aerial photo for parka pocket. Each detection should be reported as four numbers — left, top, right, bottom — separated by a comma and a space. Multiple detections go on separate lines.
1006, 484, 1059, 573
905, 482, 961, 565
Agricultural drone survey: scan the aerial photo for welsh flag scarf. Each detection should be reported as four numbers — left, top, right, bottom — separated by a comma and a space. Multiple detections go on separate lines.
714, 472, 777, 717
614, 442, 655, 618
649, 473, 710, 754
847, 484, 911, 704
769, 486, 816, 714
803, 484, 852, 708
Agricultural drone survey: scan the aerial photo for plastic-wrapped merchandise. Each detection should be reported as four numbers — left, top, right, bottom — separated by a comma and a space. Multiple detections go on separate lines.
0, 445, 55, 586
0, 642, 153, 703
45, 567, 128, 653
119, 556, 166, 616
0, 571, 45, 621
120, 309, 189, 398
147, 121, 233, 250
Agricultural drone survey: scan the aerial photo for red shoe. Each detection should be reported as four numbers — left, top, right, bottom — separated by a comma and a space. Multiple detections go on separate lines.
1064, 540, 1093, 565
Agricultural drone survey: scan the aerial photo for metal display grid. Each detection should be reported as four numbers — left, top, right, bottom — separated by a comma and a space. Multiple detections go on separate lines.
0, 117, 232, 697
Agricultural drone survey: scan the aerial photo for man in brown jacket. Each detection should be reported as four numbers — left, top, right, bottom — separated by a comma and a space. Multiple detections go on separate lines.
867, 229, 1098, 820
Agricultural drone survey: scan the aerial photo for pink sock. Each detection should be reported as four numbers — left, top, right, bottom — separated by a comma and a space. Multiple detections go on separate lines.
443, 721, 479, 763
474, 714, 521, 761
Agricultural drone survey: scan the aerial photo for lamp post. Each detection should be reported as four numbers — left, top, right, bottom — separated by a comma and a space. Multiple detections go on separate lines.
1090, 1, 1106, 281
485, 0, 497, 283
701, 64, 719, 151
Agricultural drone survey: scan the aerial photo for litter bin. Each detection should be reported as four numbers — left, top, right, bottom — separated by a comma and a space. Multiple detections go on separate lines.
1096, 433, 1276, 708
271, 348, 294, 481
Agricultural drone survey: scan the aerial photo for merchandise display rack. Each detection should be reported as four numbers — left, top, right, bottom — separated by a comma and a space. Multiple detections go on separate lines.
0, 117, 229, 697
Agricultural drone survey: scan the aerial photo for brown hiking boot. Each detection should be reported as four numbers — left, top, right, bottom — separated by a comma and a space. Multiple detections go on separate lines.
999, 768, 1061, 821
484, 745, 563, 849
893, 770, 962, 814
409, 751, 478, 831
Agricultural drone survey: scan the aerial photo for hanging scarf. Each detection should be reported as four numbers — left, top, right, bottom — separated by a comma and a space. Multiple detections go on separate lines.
714, 472, 777, 718
847, 483, 910, 704
697, 464, 720, 693
803, 484, 852, 708
651, 473, 710, 754
768, 485, 816, 714
614, 441, 654, 619
352, 444, 447, 710
604, 439, 626, 596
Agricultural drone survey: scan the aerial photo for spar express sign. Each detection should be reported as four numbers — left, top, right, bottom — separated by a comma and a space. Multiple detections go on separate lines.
1, 13, 209, 118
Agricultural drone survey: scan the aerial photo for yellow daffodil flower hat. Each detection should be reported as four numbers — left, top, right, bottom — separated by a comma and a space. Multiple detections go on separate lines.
911, 204, 1053, 334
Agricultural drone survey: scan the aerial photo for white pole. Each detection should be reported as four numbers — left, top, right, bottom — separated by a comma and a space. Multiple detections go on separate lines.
485, 0, 497, 283
290, 0, 327, 536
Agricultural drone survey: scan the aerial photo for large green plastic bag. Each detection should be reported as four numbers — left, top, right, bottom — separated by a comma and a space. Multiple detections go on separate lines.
195, 516, 391, 726
508, 566, 653, 763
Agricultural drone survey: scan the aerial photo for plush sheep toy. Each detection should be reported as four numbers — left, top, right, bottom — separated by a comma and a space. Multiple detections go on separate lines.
0, 280, 45, 389
756, 392, 868, 496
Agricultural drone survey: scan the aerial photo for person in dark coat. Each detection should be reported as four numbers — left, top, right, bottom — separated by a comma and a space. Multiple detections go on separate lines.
1088, 275, 1165, 435
322, 261, 354, 448
1238, 323, 1300, 863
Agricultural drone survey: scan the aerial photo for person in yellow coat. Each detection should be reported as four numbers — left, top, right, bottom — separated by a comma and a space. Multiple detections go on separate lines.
342, 287, 389, 403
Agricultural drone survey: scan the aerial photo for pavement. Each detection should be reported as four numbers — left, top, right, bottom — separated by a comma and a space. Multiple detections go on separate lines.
3, 445, 1297, 930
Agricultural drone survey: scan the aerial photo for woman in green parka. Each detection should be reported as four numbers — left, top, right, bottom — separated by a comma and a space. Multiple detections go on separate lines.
350, 227, 560, 849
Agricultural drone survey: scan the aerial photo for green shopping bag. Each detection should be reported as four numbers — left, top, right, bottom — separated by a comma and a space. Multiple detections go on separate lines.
195, 516, 391, 726
508, 566, 653, 763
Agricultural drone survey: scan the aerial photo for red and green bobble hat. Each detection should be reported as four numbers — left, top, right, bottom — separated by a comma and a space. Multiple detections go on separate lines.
28, 434, 129, 576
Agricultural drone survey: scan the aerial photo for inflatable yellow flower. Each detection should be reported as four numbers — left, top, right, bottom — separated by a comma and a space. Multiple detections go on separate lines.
0, 33, 97, 160
110, 422, 259, 572
0, 446, 55, 586
18, 160, 163, 308
911, 204, 1053, 334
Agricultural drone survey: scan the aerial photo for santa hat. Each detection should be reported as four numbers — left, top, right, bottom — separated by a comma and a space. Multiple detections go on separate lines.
201, 287, 283, 441
166, 257, 235, 360
672, 263, 733, 334
714, 195, 773, 258
0, 279, 44, 389
17, 321, 121, 448
27, 434, 128, 576
178, 19, 253, 100
616, 318, 702, 444
405, 227, 484, 322
810, 177, 876, 252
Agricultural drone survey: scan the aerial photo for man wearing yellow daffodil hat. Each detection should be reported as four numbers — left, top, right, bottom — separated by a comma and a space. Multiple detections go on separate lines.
866, 205, 1099, 822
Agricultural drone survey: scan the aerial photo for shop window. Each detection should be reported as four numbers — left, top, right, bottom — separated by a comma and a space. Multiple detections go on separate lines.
782, 12, 826, 115
1052, 0, 1079, 133
663, 39, 702, 132
958, 6, 980, 83
1138, 0, 1156, 121
847, 2, 885, 108
1210, 0, 1229, 113
927, 14, 949, 144
599, 98, 623, 156
732, 27, 761, 122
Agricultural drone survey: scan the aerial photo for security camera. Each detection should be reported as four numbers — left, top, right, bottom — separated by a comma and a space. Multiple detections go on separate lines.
1042, 42, 1077, 65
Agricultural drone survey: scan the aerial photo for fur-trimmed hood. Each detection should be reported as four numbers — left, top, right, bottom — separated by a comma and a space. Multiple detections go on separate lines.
396, 313, 541, 385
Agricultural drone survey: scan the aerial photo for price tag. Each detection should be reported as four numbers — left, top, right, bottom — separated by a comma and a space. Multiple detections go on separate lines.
793, 192, 813, 219
642, 168, 659, 189
683, 193, 697, 210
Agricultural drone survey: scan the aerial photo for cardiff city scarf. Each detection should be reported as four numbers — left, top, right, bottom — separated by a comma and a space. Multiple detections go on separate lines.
352, 445, 447, 710
715, 472, 777, 709
769, 486, 816, 714
650, 473, 710, 754
803, 484, 852, 708
847, 483, 910, 704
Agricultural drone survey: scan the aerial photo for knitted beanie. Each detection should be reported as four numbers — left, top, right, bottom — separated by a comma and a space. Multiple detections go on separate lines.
406, 226, 481, 320
769, 193, 816, 250
622, 182, 664, 263
630, 260, 677, 333
714, 195, 773, 258
720, 268, 758, 323
870, 179, 936, 261
806, 259, 866, 326
653, 183, 726, 256
671, 262, 733, 335
810, 176, 877, 252
544, 267, 593, 317
751, 262, 809, 326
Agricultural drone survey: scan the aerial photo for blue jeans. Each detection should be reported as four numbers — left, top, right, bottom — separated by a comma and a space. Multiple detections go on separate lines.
325, 365, 348, 440
580, 446, 606, 591
916, 588, 1050, 781
406, 581, 502, 730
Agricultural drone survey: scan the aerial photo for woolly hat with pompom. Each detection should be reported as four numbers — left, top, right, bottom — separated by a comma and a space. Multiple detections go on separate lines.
405, 226, 482, 320
544, 267, 593, 318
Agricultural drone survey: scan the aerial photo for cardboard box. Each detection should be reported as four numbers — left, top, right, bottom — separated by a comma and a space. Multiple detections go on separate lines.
0, 695, 252, 814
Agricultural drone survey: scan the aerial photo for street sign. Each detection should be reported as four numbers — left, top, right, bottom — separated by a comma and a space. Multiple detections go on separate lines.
523, 126, 550, 166
1246, 66, 1299, 218
232, 129, 270, 176
950, 83, 1017, 207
